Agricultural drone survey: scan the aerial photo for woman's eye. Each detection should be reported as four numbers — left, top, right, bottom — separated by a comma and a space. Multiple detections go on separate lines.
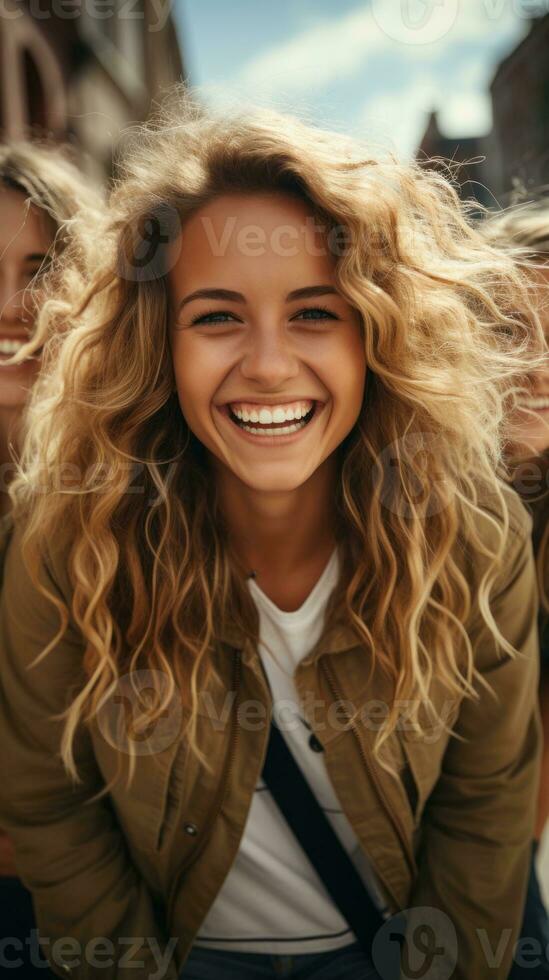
294, 306, 337, 321
191, 310, 236, 325
20, 267, 44, 288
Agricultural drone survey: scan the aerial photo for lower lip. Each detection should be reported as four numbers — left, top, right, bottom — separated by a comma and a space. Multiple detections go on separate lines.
217, 401, 325, 445
0, 356, 34, 370
517, 404, 549, 415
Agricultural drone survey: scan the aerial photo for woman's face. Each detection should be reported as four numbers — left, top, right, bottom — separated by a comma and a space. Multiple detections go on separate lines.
168, 191, 367, 495
510, 265, 549, 456
0, 186, 52, 409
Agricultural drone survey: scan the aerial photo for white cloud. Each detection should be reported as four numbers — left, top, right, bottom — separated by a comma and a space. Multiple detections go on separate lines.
231, 0, 527, 100
352, 56, 493, 159
354, 75, 439, 159
438, 56, 494, 136
440, 92, 492, 136
232, 7, 388, 96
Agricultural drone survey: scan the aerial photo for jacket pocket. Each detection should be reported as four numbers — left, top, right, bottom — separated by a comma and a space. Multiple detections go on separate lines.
114, 691, 232, 858
92, 714, 188, 856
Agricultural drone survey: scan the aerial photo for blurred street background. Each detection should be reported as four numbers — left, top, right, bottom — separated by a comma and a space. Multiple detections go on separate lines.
2, 0, 549, 203
1, 0, 549, 899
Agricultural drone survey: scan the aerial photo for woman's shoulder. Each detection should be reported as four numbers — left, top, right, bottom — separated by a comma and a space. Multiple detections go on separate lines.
465, 477, 533, 551
491, 478, 532, 538
0, 509, 74, 604
454, 478, 534, 605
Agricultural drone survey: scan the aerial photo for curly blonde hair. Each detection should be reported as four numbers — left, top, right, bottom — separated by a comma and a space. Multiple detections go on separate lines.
482, 198, 549, 619
7, 87, 547, 791
0, 140, 100, 233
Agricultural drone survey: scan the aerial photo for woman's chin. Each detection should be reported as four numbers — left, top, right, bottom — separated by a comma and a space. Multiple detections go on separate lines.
0, 383, 33, 409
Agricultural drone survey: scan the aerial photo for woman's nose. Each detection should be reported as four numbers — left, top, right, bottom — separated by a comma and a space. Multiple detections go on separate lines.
240, 329, 300, 385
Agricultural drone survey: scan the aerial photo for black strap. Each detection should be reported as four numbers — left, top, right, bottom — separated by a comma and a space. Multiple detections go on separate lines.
261, 718, 406, 969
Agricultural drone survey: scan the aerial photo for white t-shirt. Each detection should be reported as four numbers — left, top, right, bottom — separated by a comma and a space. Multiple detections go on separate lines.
194, 546, 390, 955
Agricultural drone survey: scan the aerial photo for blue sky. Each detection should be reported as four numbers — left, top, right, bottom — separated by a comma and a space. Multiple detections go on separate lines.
174, 0, 549, 159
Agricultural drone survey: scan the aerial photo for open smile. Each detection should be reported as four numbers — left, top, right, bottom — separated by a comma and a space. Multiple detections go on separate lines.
216, 400, 325, 445
0, 334, 35, 370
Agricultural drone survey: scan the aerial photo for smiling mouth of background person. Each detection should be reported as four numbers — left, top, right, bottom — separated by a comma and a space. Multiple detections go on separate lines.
0, 335, 33, 366
517, 395, 549, 415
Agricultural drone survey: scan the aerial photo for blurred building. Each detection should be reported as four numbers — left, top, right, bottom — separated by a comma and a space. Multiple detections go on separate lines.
490, 13, 549, 199
416, 14, 549, 208
416, 111, 496, 209
0, 0, 186, 183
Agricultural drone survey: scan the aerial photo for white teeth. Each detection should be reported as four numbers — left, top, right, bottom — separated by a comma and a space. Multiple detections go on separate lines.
230, 400, 313, 424
238, 420, 308, 436
227, 401, 319, 437
518, 398, 549, 409
0, 339, 25, 354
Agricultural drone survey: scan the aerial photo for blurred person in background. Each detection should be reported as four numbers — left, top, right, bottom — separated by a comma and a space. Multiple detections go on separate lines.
483, 200, 549, 979
0, 142, 102, 976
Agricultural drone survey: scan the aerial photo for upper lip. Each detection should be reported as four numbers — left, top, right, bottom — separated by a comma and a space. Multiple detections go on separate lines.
222, 396, 322, 406
0, 332, 31, 342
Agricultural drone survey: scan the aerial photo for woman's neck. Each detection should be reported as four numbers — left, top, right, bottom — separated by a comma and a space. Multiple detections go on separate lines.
215, 455, 339, 581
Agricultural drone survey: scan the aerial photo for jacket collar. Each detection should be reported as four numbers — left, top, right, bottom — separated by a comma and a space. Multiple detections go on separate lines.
217, 617, 361, 665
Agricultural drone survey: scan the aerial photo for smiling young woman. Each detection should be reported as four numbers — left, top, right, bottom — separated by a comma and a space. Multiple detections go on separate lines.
0, 142, 103, 975
0, 143, 103, 513
0, 90, 545, 980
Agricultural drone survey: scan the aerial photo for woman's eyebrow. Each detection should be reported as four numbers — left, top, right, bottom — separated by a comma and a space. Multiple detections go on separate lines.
177, 284, 338, 313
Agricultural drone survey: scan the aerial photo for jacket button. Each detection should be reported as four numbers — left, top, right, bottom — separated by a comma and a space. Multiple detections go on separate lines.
308, 733, 324, 753
184, 822, 198, 835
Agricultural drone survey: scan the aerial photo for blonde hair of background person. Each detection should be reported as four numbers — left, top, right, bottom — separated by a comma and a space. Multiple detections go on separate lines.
483, 199, 549, 843
0, 142, 103, 878
0, 142, 103, 516
0, 89, 546, 978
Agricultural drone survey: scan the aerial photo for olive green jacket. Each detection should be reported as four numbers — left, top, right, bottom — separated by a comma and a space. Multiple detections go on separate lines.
0, 487, 542, 980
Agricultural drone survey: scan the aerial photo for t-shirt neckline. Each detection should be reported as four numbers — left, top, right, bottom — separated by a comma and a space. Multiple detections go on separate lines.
247, 545, 339, 623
